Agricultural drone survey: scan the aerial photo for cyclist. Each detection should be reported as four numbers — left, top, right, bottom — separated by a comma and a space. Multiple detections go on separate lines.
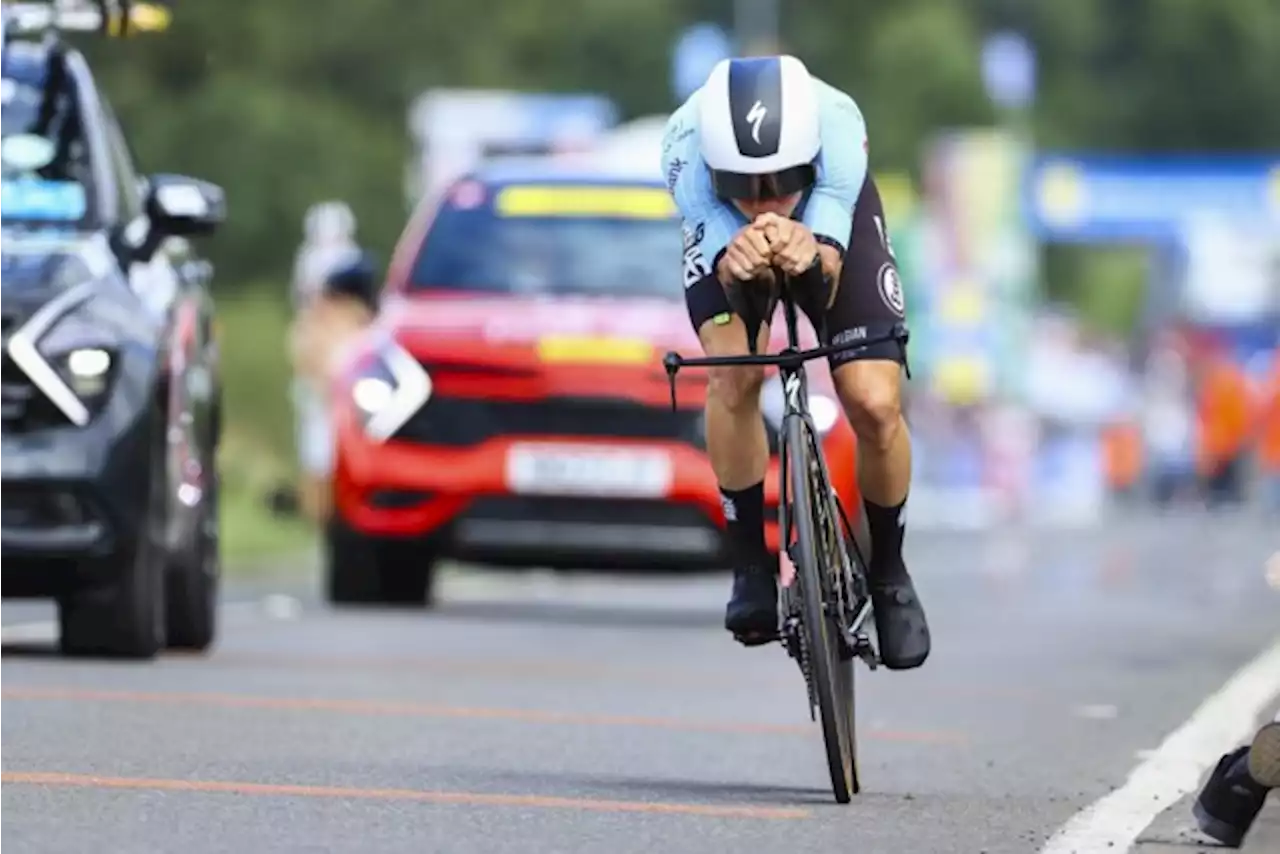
660, 54, 930, 668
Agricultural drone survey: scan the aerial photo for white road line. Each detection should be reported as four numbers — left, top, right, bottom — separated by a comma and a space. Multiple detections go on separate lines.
1040, 636, 1280, 854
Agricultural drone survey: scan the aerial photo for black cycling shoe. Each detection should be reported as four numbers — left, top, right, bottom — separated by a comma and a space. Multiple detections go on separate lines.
869, 565, 931, 670
1192, 743, 1270, 848
725, 562, 779, 646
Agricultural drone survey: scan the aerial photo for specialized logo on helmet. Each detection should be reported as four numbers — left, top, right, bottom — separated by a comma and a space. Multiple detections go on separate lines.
727, 58, 783, 157
746, 100, 768, 145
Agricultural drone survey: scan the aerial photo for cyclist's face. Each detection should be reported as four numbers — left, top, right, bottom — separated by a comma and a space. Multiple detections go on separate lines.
732, 193, 802, 220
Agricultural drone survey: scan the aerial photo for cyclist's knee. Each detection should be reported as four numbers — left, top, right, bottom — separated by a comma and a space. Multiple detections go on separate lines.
707, 364, 765, 413
698, 315, 767, 413
833, 361, 903, 451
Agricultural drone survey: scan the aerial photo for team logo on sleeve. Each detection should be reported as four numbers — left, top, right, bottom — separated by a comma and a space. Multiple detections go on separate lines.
682, 222, 710, 288
666, 157, 687, 191
876, 263, 906, 316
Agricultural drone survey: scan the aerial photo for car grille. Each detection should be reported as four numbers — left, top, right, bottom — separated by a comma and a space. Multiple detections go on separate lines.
394, 396, 707, 447
392, 395, 781, 452
0, 353, 66, 432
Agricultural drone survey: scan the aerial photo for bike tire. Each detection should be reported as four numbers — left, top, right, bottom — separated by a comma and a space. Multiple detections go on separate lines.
785, 414, 857, 803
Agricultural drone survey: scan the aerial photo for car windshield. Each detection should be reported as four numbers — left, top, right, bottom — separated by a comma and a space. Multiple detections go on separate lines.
1, 46, 94, 227
409, 182, 684, 299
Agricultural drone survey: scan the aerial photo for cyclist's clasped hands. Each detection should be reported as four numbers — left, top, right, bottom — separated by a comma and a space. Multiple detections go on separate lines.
720, 215, 820, 283
755, 213, 820, 276
720, 221, 775, 282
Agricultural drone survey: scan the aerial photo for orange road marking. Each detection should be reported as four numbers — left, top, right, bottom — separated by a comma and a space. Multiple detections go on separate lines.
1, 771, 811, 820
1, 686, 966, 744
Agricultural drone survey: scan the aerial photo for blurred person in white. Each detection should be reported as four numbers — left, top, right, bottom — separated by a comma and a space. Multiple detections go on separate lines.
1140, 337, 1198, 506
288, 251, 379, 523
291, 202, 363, 522
292, 201, 359, 310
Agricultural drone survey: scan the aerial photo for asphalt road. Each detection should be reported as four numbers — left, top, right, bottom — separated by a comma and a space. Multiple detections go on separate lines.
3, 510, 1279, 854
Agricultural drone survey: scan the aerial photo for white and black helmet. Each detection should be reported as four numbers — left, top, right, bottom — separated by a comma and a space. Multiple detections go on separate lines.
697, 55, 821, 200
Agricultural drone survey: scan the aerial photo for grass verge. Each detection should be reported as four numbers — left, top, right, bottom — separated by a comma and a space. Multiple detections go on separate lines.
213, 286, 318, 572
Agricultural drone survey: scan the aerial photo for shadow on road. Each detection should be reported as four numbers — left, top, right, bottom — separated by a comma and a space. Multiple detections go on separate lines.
426, 599, 725, 631
1, 642, 63, 659
579, 773, 839, 806
458, 763, 838, 806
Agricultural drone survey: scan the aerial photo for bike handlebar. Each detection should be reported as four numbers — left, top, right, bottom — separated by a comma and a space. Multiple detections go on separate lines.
662, 322, 909, 411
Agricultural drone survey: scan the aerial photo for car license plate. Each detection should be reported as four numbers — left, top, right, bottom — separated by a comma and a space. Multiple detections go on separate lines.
505, 444, 672, 498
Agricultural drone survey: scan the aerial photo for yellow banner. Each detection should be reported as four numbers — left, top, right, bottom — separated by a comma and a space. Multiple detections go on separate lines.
496, 185, 675, 220
875, 171, 917, 225
106, 2, 172, 35
536, 335, 656, 365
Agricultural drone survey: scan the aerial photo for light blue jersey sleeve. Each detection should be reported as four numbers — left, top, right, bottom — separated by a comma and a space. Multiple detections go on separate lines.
660, 96, 744, 288
803, 82, 869, 254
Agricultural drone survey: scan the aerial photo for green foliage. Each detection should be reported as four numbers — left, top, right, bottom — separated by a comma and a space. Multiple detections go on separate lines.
212, 287, 314, 561
74, 0, 1279, 289
60, 0, 1279, 558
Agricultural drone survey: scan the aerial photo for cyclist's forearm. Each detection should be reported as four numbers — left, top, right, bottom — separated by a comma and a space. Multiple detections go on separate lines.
789, 245, 841, 309
816, 243, 843, 284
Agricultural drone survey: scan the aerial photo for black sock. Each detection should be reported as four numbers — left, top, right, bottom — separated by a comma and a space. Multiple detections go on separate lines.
863, 495, 907, 578
719, 482, 767, 568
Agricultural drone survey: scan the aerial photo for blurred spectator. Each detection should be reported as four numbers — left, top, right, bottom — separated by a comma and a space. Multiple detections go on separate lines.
292, 201, 359, 311
1193, 346, 1254, 507
288, 250, 379, 524
1258, 348, 1280, 512
1140, 342, 1198, 505
286, 201, 365, 522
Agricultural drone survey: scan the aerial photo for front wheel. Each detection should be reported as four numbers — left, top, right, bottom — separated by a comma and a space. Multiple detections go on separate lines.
59, 418, 168, 659
786, 414, 858, 803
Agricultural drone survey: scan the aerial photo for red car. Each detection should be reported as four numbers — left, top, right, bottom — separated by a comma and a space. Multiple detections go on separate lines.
327, 162, 859, 605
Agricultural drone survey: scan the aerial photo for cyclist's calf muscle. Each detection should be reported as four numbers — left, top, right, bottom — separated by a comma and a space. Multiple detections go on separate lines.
697, 313, 770, 492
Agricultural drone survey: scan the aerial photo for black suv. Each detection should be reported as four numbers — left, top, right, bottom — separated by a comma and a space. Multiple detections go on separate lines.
2, 1, 224, 658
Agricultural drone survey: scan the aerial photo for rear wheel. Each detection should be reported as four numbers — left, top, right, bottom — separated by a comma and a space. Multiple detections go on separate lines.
165, 473, 220, 652
325, 518, 437, 607
786, 415, 857, 803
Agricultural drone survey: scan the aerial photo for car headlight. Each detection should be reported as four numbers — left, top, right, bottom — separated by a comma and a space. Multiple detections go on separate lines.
761, 375, 840, 436
39, 309, 118, 407
5, 287, 122, 426
60, 347, 113, 397
347, 341, 431, 442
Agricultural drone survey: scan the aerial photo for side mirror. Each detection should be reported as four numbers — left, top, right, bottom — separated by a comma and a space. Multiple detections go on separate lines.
145, 173, 226, 238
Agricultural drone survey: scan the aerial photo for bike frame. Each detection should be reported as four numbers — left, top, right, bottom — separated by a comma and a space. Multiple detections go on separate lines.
663, 278, 907, 650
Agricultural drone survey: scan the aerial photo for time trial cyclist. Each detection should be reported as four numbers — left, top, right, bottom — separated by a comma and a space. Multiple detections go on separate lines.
660, 54, 930, 668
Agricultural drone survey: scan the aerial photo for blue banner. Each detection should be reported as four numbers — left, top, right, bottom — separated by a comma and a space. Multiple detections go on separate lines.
1023, 155, 1280, 242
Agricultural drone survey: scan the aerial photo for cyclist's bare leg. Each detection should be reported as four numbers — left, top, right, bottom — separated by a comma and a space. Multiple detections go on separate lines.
699, 315, 770, 491
832, 358, 930, 669
698, 314, 778, 644
832, 360, 911, 508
